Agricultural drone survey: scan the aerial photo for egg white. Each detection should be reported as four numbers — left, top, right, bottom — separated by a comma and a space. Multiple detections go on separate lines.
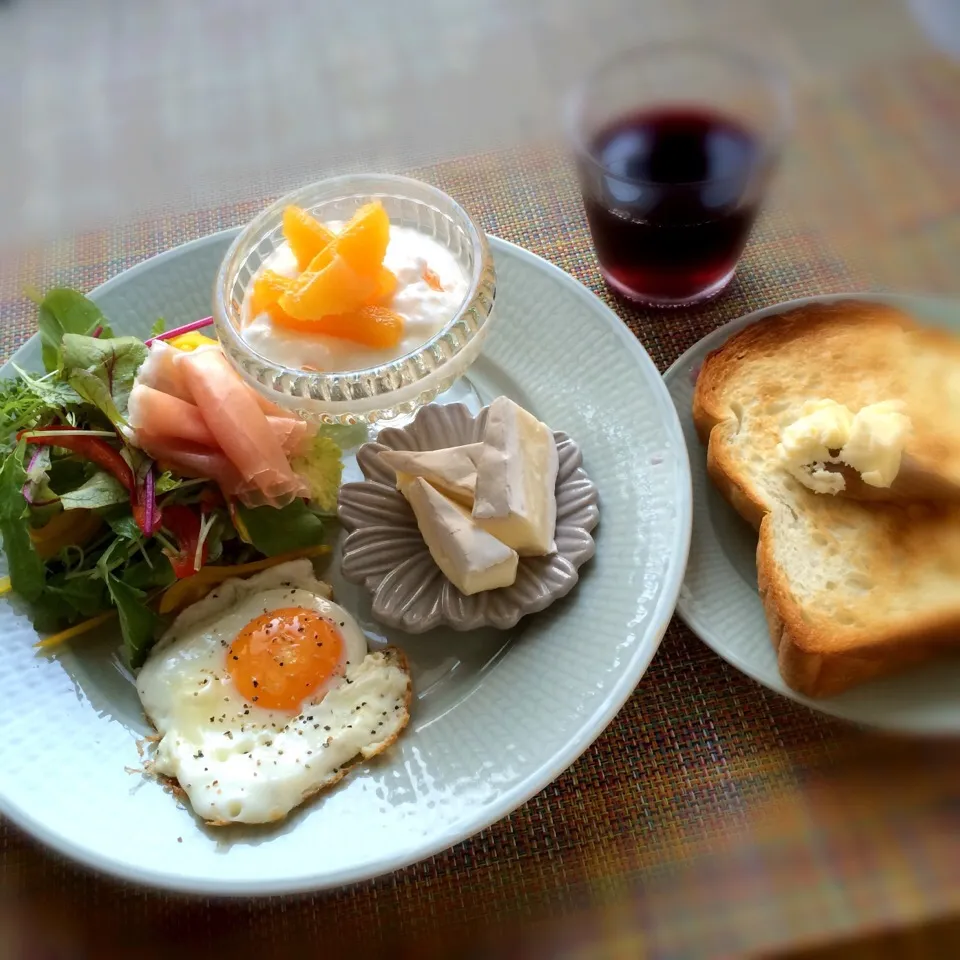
137, 559, 411, 824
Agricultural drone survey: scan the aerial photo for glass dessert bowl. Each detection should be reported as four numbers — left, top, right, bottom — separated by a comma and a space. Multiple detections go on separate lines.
214, 174, 497, 424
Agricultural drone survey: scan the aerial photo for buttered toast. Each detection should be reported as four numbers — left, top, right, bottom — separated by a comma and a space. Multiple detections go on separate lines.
694, 300, 960, 697
694, 300, 960, 509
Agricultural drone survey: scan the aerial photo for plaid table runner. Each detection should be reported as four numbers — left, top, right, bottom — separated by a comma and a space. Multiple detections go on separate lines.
1, 53, 960, 960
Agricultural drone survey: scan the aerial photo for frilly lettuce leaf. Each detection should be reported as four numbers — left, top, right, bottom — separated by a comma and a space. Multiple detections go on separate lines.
35, 288, 113, 373
315, 422, 369, 451
290, 435, 343, 514
60, 334, 147, 427
59, 470, 129, 511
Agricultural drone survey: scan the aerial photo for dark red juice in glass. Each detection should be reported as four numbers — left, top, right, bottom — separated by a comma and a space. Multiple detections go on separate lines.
578, 107, 768, 305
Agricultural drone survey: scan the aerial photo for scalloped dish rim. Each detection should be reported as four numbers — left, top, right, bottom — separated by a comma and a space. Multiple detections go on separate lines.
337, 402, 601, 632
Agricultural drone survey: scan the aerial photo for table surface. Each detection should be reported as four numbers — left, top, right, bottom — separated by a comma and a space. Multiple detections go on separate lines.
3, 1, 960, 958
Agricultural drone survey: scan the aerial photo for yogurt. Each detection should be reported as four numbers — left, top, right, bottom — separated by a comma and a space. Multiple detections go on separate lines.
242, 225, 469, 373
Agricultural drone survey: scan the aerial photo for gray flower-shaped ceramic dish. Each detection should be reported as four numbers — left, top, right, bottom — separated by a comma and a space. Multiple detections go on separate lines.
338, 402, 600, 632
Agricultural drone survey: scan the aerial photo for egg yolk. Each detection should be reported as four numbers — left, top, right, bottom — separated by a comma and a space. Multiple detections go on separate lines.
228, 607, 346, 712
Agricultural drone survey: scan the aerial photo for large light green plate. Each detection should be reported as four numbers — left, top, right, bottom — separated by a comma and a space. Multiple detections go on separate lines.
666, 293, 960, 734
0, 231, 691, 894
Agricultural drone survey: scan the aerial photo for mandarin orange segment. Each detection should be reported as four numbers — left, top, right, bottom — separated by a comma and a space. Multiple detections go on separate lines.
250, 269, 295, 315
264, 302, 301, 329
336, 202, 390, 276
278, 254, 377, 320
303, 243, 335, 275
271, 305, 405, 349
269, 309, 332, 335
332, 305, 405, 349
356, 305, 404, 348
422, 266, 444, 292
365, 266, 397, 305
282, 205, 337, 271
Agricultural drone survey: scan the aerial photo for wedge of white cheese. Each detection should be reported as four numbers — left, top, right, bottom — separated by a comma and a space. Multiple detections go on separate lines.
399, 476, 519, 596
379, 443, 484, 508
472, 397, 559, 556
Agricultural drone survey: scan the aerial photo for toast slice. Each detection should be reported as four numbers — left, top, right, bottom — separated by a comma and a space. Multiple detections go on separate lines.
695, 300, 960, 507
694, 300, 960, 697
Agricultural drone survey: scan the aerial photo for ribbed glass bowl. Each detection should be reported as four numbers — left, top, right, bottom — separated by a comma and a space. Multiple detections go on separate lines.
213, 174, 497, 423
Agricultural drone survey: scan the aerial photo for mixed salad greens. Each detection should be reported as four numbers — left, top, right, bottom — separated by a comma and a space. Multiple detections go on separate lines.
0, 288, 344, 667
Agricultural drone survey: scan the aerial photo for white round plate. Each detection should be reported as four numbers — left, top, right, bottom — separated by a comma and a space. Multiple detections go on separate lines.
0, 230, 691, 894
666, 292, 960, 735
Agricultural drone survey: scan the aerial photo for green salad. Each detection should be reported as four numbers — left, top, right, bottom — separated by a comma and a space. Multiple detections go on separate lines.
0, 288, 345, 666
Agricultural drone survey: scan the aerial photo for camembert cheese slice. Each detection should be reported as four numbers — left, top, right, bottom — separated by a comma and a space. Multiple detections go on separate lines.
472, 397, 559, 556
380, 443, 483, 507
399, 476, 519, 595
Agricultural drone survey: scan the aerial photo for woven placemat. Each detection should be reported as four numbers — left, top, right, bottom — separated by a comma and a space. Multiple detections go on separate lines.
2, 57, 960, 960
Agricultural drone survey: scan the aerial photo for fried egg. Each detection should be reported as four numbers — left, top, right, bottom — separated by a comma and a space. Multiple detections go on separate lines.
136, 559, 411, 825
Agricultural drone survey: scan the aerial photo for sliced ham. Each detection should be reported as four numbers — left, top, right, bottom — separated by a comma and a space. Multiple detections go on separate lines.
128, 384, 216, 448
135, 341, 193, 403
130, 384, 303, 456
267, 416, 311, 457
254, 392, 301, 419
174, 348, 308, 506
136, 432, 246, 494
138, 433, 297, 508
130, 342, 315, 507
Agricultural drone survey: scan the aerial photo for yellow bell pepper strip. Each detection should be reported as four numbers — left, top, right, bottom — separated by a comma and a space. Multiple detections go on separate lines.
28, 509, 103, 560
144, 316, 214, 347
35, 586, 166, 651
0, 576, 11, 596
35, 609, 117, 649
227, 499, 252, 544
166, 331, 218, 352
159, 543, 330, 615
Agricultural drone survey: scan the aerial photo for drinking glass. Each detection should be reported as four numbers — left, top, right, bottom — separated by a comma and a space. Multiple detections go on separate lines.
569, 41, 790, 307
